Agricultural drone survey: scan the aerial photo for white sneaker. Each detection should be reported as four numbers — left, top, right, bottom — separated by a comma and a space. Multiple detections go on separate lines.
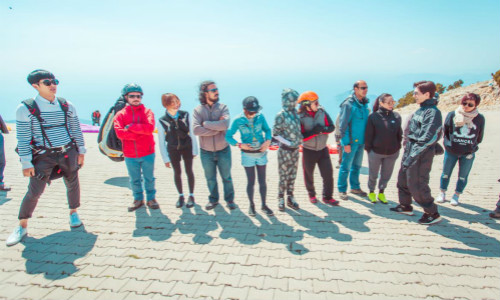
69, 212, 83, 228
6, 226, 27, 246
450, 194, 460, 206
436, 192, 446, 203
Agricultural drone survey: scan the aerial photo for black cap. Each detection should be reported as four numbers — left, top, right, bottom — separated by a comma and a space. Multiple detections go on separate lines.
242, 96, 262, 112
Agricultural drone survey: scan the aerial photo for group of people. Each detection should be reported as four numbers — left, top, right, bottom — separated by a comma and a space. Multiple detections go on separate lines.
3, 69, 497, 247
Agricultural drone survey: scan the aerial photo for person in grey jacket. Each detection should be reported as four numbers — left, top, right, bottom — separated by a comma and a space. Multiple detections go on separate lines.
192, 81, 235, 210
391, 81, 443, 225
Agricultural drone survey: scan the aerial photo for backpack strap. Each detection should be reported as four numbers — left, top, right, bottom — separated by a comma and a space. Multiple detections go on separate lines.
22, 98, 51, 148
56, 97, 73, 141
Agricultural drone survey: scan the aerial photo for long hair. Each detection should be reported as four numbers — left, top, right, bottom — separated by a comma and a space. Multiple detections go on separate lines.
198, 80, 215, 104
373, 93, 392, 112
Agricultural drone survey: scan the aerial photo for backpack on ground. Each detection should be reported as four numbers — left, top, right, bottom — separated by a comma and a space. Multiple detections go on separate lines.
97, 97, 126, 162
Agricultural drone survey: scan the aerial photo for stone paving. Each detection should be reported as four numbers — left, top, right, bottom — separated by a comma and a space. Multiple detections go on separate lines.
1, 111, 499, 300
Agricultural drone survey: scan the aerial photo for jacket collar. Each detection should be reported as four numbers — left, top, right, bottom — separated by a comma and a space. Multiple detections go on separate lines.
420, 98, 437, 107
126, 104, 145, 111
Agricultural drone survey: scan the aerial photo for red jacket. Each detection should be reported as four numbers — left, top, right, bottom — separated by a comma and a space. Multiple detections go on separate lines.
113, 104, 155, 158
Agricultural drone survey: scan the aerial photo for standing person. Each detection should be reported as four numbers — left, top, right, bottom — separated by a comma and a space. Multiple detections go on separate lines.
272, 88, 302, 211
92, 110, 101, 126
113, 84, 159, 212
158, 93, 198, 209
298, 91, 339, 206
364, 93, 402, 204
0, 114, 11, 191
489, 179, 500, 219
226, 96, 274, 216
192, 81, 235, 210
436, 93, 485, 206
337, 80, 370, 200
6, 69, 86, 247
334, 114, 342, 169
390, 81, 443, 225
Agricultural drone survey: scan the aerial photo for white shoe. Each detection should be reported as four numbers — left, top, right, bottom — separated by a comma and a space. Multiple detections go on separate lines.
6, 226, 27, 246
450, 194, 460, 206
69, 212, 83, 228
436, 192, 446, 203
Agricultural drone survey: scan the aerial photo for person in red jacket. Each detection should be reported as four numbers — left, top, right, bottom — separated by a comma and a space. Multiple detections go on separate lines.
113, 83, 158, 212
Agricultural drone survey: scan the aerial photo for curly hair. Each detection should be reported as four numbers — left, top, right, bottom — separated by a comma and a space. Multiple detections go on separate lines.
198, 80, 215, 104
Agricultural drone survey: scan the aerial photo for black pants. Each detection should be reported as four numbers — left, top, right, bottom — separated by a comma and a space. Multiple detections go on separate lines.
397, 147, 438, 214
19, 147, 80, 219
168, 147, 194, 194
302, 147, 334, 199
244, 165, 267, 206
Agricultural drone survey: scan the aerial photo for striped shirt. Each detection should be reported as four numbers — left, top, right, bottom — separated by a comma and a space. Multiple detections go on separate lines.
16, 95, 86, 169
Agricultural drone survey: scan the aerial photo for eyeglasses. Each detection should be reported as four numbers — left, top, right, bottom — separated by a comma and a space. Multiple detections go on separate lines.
207, 88, 218, 93
127, 94, 142, 99
462, 102, 475, 108
40, 79, 59, 86
358, 86, 368, 90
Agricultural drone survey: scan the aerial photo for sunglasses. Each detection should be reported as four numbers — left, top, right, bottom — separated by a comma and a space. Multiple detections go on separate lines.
207, 88, 218, 93
358, 86, 368, 90
127, 94, 142, 99
40, 79, 59, 86
462, 102, 475, 108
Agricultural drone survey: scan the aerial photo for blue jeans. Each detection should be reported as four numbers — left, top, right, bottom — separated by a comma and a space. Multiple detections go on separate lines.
200, 146, 234, 203
440, 150, 475, 194
124, 153, 156, 201
0, 133, 5, 184
337, 143, 364, 193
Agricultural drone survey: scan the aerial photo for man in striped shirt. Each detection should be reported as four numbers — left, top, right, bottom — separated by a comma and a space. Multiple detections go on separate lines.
6, 69, 86, 247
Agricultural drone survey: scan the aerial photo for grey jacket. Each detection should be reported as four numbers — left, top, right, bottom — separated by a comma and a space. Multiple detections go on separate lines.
299, 108, 335, 151
192, 102, 230, 152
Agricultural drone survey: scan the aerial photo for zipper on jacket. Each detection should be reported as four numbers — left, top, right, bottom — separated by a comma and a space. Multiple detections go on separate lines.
175, 119, 181, 150
132, 107, 139, 158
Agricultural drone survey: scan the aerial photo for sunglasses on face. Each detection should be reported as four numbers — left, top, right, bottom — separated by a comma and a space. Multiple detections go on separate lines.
207, 88, 218, 93
358, 86, 368, 90
462, 102, 475, 108
40, 79, 59, 86
128, 94, 142, 99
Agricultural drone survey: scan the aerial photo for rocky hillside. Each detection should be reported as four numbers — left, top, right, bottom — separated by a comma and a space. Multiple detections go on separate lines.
396, 79, 500, 114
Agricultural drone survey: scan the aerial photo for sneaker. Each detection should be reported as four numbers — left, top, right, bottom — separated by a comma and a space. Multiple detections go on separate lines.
186, 196, 195, 208
436, 192, 446, 203
6, 226, 27, 246
128, 200, 144, 212
339, 192, 348, 200
322, 197, 339, 206
261, 205, 274, 216
390, 204, 414, 216
489, 210, 500, 219
278, 198, 285, 212
350, 189, 368, 197
227, 201, 237, 210
309, 195, 318, 204
377, 193, 388, 204
147, 199, 160, 210
368, 192, 377, 203
287, 196, 299, 210
176, 196, 185, 208
0, 184, 11, 191
418, 212, 442, 225
205, 202, 219, 210
69, 212, 83, 228
450, 194, 460, 206
248, 205, 256, 216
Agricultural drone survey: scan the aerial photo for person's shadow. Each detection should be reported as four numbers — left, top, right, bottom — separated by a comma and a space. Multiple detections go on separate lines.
176, 204, 218, 244
133, 207, 176, 241
317, 201, 371, 233
22, 225, 97, 280
254, 214, 309, 255
287, 207, 353, 241
213, 205, 263, 245
0, 192, 11, 205
427, 218, 500, 257
348, 195, 409, 223
104, 176, 129, 188
437, 203, 500, 231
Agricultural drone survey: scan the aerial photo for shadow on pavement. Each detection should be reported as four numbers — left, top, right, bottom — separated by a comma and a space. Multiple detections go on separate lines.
317, 200, 371, 232
0, 192, 11, 205
104, 176, 129, 188
287, 207, 353, 241
22, 225, 97, 280
214, 204, 262, 245
438, 203, 500, 230
133, 207, 176, 241
427, 218, 500, 257
254, 214, 309, 255
175, 204, 218, 244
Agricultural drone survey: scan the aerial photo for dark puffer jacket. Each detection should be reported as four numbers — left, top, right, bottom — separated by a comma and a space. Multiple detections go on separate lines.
364, 107, 402, 155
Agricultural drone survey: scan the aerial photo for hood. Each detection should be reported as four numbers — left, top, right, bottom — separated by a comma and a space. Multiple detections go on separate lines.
339, 92, 369, 108
281, 88, 299, 111
420, 97, 438, 107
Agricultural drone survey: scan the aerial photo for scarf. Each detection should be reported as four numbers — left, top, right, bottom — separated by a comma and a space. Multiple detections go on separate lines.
454, 105, 478, 128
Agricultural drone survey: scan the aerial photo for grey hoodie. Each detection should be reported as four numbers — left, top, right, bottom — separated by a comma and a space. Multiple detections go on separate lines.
192, 102, 230, 152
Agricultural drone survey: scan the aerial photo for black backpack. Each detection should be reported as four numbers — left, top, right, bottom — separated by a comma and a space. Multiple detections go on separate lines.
97, 97, 126, 162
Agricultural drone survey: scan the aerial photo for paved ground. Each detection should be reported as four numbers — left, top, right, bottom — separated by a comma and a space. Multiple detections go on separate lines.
1, 111, 499, 300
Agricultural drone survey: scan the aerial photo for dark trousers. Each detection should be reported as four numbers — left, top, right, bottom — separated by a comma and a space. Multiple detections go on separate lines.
19, 147, 80, 219
168, 147, 194, 194
302, 147, 334, 199
244, 165, 267, 206
397, 147, 438, 214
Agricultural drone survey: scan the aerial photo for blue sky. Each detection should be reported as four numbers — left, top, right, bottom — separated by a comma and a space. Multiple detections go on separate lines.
1, 0, 499, 122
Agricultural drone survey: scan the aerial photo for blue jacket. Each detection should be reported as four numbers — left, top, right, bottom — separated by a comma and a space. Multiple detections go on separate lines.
226, 113, 272, 146
338, 93, 370, 146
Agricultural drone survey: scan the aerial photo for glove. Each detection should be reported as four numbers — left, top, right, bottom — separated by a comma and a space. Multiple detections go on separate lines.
312, 124, 324, 134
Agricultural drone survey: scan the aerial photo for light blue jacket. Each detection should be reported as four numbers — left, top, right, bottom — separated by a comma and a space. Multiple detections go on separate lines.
226, 113, 272, 146
338, 93, 370, 146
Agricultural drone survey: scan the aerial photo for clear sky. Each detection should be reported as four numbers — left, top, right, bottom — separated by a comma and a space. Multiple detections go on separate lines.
1, 0, 499, 122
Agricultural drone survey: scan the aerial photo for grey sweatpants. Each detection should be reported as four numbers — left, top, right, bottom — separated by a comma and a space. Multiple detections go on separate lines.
367, 150, 399, 192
